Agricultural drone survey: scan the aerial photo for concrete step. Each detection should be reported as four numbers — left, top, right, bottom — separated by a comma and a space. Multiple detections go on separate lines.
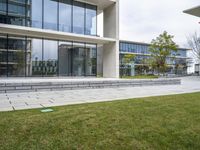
0, 79, 181, 93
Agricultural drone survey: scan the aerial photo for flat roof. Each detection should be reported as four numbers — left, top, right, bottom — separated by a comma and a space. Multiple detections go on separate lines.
120, 40, 191, 50
183, 5, 200, 17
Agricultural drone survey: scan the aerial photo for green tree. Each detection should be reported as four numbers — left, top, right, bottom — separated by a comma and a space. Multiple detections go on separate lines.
149, 31, 178, 75
121, 54, 135, 76
123, 54, 135, 65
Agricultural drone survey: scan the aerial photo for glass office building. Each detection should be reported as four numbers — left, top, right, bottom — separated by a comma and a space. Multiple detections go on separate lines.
119, 41, 189, 76
0, 0, 97, 77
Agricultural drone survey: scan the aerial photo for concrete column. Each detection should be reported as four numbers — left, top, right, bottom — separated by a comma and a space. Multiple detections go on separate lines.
103, 0, 119, 78
103, 41, 119, 78
97, 45, 103, 77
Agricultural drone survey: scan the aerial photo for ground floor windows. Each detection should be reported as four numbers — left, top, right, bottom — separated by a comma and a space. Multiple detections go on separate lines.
0, 34, 97, 77
119, 54, 188, 76
7, 35, 26, 77
58, 41, 72, 76
31, 39, 43, 76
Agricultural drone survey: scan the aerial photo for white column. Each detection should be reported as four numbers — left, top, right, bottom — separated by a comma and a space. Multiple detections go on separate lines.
103, 0, 119, 78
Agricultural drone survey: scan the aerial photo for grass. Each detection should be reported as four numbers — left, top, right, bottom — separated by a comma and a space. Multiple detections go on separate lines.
121, 75, 159, 79
1, 92, 200, 149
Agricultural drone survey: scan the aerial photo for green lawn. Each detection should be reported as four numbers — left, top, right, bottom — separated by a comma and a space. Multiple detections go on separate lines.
1, 93, 200, 150
121, 75, 159, 79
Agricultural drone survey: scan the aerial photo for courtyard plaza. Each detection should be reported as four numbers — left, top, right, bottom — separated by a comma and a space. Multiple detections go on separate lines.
0, 76, 199, 111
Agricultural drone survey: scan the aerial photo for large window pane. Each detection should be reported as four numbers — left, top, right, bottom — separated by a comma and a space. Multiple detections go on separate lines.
73, 1, 85, 34
59, 0, 72, 32
7, 36, 26, 77
31, 39, 43, 76
85, 44, 97, 76
7, 0, 27, 26
58, 41, 72, 76
31, 0, 42, 28
43, 40, 58, 76
0, 0, 6, 12
0, 0, 7, 25
44, 0, 58, 31
0, 34, 7, 76
85, 4, 97, 35
72, 42, 85, 76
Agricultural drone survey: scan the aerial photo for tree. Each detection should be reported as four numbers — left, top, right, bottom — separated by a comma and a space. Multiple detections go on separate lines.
123, 54, 135, 65
121, 54, 135, 76
187, 32, 200, 64
149, 31, 178, 75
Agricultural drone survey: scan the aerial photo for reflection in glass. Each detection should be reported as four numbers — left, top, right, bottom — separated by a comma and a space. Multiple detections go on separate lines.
44, 0, 58, 30
7, 0, 29, 26
43, 39, 58, 76
0, 0, 7, 24
59, 0, 72, 32
0, 0, 6, 12
85, 44, 97, 76
58, 41, 72, 76
1, 0, 97, 36
85, 4, 97, 35
7, 36, 26, 76
73, 42, 85, 76
31, 0, 43, 28
73, 1, 84, 34
31, 39, 43, 76
0, 34, 98, 77
0, 34, 7, 76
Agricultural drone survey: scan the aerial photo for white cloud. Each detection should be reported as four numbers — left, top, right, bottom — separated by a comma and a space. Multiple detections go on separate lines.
120, 0, 200, 47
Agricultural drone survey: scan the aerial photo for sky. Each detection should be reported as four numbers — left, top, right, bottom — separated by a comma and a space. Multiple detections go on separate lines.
120, 0, 200, 48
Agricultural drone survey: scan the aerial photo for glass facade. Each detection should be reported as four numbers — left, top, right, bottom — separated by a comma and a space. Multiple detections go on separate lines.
0, 0, 97, 36
85, 4, 97, 35
73, 1, 85, 35
31, 0, 42, 28
0, 34, 97, 77
120, 41, 188, 76
59, 0, 72, 32
44, 0, 58, 30
31, 38, 43, 76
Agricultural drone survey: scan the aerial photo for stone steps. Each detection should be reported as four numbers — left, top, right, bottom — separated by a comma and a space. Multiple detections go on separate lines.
0, 79, 181, 93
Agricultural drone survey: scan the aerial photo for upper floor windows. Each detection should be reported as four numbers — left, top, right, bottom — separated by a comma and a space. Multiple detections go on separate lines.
85, 4, 97, 35
0, 0, 7, 13
73, 1, 85, 34
120, 42, 187, 57
32, 0, 42, 28
59, 0, 72, 33
43, 0, 58, 30
0, 0, 97, 36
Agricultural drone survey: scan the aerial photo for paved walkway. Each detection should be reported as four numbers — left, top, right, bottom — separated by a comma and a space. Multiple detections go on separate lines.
0, 76, 200, 112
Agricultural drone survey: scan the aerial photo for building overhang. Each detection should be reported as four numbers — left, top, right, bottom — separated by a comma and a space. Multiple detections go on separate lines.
76, 0, 116, 10
183, 6, 200, 17
0, 24, 116, 44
